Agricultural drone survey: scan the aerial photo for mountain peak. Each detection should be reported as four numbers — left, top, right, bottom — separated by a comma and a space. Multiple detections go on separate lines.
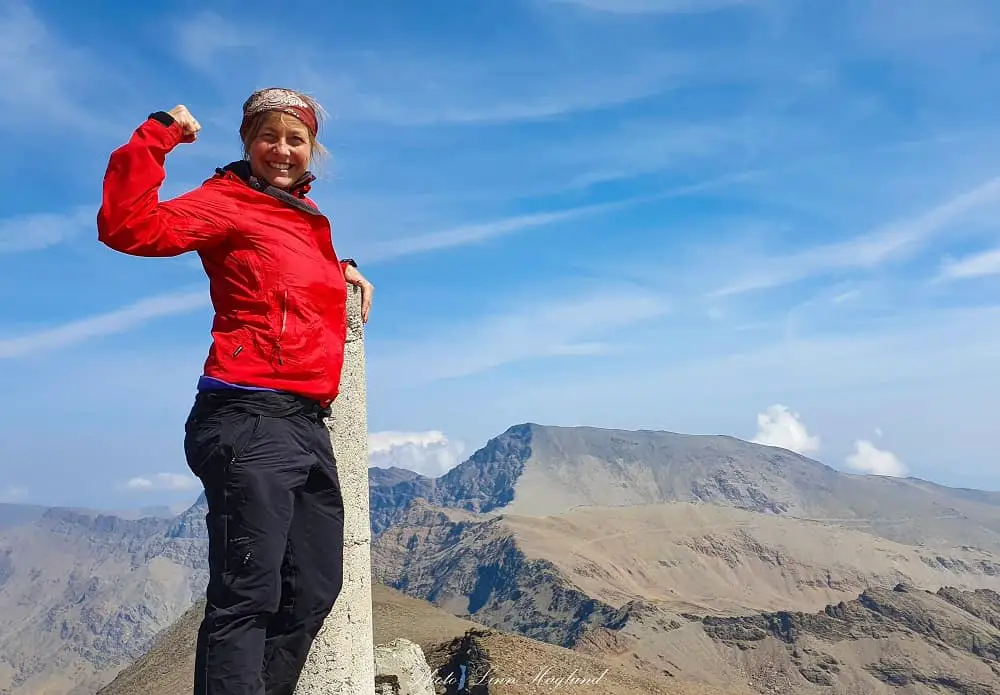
370, 423, 1000, 553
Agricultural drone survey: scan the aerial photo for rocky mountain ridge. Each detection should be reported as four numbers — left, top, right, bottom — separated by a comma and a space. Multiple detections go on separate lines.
0, 505, 209, 695
2, 422, 999, 694
369, 424, 1000, 554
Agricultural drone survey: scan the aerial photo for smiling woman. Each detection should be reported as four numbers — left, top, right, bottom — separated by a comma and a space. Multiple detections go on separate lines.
238, 88, 328, 188
96, 86, 374, 695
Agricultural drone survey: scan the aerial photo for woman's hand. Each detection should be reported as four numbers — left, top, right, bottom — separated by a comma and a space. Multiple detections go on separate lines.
343, 264, 374, 323
167, 104, 201, 143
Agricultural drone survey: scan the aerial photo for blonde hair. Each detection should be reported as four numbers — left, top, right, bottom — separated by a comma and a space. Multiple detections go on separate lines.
240, 91, 329, 168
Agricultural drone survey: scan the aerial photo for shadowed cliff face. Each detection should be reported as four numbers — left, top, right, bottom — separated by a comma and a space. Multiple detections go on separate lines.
368, 423, 533, 536
372, 499, 620, 648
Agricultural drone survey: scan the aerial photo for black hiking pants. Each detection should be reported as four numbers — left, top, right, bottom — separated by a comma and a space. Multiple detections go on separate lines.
184, 389, 345, 695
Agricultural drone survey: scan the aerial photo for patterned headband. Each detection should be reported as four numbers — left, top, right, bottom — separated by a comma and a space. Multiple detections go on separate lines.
240, 87, 318, 137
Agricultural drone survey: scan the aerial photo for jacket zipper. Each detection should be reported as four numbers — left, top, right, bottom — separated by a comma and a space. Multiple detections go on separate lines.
276, 289, 287, 366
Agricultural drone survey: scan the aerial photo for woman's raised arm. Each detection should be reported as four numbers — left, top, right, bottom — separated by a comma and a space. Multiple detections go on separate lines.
97, 106, 231, 257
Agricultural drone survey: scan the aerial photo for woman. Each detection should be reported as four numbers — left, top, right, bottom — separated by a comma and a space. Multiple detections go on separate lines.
97, 87, 373, 695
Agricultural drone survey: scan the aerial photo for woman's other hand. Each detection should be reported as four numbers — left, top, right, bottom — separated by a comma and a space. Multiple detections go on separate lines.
343, 264, 373, 323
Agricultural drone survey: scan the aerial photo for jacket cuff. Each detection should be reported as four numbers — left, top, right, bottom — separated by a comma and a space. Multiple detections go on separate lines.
140, 112, 183, 149
148, 111, 175, 127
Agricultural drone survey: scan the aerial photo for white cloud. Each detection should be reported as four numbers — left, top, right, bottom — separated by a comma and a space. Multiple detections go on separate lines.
0, 289, 208, 359
123, 473, 200, 492
369, 430, 465, 477
0, 206, 93, 253
846, 440, 908, 477
937, 246, 1000, 281
543, 0, 750, 14
711, 175, 1000, 297
0, 486, 28, 502
751, 404, 821, 455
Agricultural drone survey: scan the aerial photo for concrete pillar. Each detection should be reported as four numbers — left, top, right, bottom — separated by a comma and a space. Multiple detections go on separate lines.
296, 284, 375, 694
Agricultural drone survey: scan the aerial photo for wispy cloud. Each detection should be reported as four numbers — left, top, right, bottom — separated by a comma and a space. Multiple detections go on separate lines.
172, 10, 262, 72
711, 175, 1000, 297
369, 287, 669, 385
176, 10, 694, 128
0, 289, 208, 359
299, 51, 687, 127
542, 0, 751, 15
937, 246, 1000, 282
360, 172, 754, 264
0, 206, 93, 254
0, 2, 123, 134
362, 201, 621, 263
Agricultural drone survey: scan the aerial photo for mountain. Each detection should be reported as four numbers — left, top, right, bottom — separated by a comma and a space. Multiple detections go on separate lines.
367, 424, 1000, 693
0, 505, 209, 695
0, 503, 50, 530
3, 421, 1000, 694
369, 424, 1000, 553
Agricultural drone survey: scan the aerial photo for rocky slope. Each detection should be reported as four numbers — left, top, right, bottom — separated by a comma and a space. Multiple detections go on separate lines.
681, 585, 1000, 694
0, 505, 209, 695
375, 500, 1000, 693
373, 499, 1000, 644
98, 583, 727, 695
90, 560, 1000, 695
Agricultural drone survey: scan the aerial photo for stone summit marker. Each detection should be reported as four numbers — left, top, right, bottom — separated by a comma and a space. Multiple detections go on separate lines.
296, 284, 375, 695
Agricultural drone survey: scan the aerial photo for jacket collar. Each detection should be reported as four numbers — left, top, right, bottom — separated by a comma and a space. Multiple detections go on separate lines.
215, 160, 321, 216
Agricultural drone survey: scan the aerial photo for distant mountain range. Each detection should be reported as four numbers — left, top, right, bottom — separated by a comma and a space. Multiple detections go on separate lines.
370, 424, 1000, 552
2, 423, 999, 694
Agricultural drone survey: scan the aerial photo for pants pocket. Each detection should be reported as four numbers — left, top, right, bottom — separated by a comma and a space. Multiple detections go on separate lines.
184, 408, 263, 479
229, 412, 263, 463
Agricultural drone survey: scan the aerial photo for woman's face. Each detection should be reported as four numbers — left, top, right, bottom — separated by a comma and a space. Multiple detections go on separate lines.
247, 112, 312, 189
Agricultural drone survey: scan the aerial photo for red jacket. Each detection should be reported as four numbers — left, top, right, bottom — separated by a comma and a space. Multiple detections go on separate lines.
97, 115, 349, 405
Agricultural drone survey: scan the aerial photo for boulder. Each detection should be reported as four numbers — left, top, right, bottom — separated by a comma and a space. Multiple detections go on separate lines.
374, 639, 435, 695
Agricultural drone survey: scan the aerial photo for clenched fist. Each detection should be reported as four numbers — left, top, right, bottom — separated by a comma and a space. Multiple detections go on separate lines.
167, 104, 201, 143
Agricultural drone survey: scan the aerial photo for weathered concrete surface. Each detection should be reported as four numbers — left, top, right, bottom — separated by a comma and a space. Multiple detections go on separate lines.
373, 639, 436, 695
296, 284, 375, 695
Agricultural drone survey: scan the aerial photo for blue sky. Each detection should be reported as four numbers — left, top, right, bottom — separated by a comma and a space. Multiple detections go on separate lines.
2, 0, 1000, 510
